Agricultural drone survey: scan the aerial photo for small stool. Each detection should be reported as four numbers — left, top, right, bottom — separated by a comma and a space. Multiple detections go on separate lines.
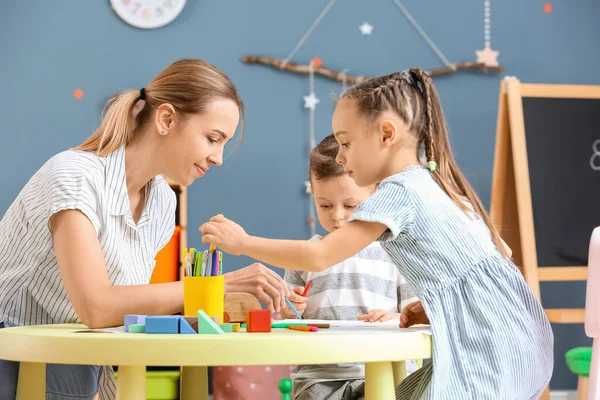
565, 347, 592, 400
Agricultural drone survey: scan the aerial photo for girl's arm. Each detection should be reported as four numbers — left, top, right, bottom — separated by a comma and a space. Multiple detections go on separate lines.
51, 209, 184, 329
200, 215, 388, 272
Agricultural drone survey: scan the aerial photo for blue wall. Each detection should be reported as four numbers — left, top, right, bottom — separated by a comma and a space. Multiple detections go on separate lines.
1, 0, 599, 390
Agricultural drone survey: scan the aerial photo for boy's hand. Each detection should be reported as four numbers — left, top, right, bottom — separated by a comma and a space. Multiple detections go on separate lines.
358, 309, 401, 323
400, 301, 430, 328
281, 286, 308, 319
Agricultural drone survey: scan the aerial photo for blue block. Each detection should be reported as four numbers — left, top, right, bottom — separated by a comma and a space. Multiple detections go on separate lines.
179, 317, 197, 334
124, 314, 146, 332
145, 316, 180, 334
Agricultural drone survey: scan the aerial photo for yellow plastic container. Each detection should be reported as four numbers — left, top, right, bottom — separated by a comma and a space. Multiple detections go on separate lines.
183, 276, 224, 320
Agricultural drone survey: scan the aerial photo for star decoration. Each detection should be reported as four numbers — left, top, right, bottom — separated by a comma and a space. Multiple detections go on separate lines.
475, 46, 500, 67
303, 92, 320, 110
359, 22, 373, 35
304, 180, 312, 194
543, 3, 552, 13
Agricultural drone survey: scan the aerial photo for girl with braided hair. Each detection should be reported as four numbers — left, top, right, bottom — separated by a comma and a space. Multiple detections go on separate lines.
199, 68, 554, 399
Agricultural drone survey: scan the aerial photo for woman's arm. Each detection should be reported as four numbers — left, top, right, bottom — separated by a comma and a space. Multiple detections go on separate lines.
200, 215, 388, 272
51, 209, 184, 328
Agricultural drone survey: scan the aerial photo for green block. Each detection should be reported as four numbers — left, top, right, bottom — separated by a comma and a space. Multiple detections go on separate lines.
565, 346, 592, 377
198, 310, 224, 334
220, 323, 235, 332
129, 324, 146, 333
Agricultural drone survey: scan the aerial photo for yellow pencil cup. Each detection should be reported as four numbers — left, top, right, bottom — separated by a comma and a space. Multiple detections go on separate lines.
183, 276, 225, 319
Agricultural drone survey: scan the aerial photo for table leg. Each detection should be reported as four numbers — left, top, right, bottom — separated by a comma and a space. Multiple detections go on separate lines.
16, 362, 45, 400
392, 360, 407, 387
181, 366, 208, 400
116, 365, 146, 400
365, 361, 395, 400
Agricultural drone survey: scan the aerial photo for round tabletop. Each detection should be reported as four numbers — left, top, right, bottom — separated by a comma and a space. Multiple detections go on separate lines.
0, 324, 432, 366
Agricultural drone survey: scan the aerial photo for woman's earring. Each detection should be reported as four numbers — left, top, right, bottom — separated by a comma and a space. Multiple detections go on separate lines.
160, 130, 166, 135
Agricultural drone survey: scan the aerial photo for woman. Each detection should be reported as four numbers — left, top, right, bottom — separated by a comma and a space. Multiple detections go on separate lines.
0, 58, 290, 400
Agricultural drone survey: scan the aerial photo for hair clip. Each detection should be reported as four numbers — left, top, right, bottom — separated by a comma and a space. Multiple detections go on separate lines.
428, 160, 437, 172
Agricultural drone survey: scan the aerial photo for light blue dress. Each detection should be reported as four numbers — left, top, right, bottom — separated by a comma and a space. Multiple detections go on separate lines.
348, 165, 554, 399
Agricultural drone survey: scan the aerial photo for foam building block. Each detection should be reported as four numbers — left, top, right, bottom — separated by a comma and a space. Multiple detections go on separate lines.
179, 317, 197, 334
198, 310, 224, 334
124, 314, 146, 332
210, 316, 221, 325
220, 323, 235, 333
145, 316, 180, 334
129, 324, 145, 333
246, 310, 271, 332
233, 323, 240, 332
183, 316, 198, 333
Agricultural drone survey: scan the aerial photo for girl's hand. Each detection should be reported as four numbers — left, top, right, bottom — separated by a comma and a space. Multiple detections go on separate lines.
199, 215, 248, 256
281, 287, 308, 319
358, 309, 401, 323
400, 301, 430, 328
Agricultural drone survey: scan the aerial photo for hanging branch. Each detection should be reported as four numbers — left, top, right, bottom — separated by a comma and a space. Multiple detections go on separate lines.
241, 55, 504, 83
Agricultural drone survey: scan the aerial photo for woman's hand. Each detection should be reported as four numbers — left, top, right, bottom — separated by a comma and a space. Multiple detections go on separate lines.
358, 309, 401, 323
400, 301, 430, 328
199, 215, 248, 256
280, 287, 308, 319
223, 263, 291, 312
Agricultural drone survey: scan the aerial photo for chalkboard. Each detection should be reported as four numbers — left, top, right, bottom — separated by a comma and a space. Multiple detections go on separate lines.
523, 97, 600, 266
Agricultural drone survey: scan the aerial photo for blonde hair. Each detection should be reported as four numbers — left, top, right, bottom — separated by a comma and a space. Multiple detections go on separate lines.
342, 68, 509, 259
75, 59, 245, 156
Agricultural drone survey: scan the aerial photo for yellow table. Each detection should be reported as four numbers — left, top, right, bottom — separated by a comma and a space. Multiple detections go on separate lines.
0, 323, 431, 400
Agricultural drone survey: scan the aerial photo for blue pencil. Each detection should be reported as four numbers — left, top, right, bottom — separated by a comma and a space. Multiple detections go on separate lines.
284, 297, 303, 320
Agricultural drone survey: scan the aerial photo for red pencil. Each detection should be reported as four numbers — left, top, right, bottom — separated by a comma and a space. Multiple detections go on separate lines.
302, 281, 312, 297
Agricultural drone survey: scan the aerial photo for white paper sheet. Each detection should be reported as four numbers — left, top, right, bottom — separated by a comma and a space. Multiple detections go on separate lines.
276, 319, 432, 335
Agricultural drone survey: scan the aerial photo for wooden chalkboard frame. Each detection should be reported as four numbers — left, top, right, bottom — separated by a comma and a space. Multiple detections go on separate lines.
490, 77, 600, 325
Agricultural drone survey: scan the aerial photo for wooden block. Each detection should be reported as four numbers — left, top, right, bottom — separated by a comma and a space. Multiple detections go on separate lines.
246, 309, 271, 332
210, 316, 221, 325
198, 310, 224, 334
129, 324, 145, 333
233, 323, 240, 332
220, 323, 235, 333
182, 316, 199, 333
183, 316, 198, 326
145, 316, 179, 334
223, 311, 231, 323
179, 317, 197, 334
124, 314, 146, 332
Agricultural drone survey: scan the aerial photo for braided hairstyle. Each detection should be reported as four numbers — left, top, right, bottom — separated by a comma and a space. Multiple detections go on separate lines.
340, 69, 509, 259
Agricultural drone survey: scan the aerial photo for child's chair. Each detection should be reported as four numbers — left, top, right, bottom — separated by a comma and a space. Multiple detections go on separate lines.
585, 226, 600, 399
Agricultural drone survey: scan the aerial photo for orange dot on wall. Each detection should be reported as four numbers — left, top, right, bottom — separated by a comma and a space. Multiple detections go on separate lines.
73, 89, 84, 100
543, 3, 553, 13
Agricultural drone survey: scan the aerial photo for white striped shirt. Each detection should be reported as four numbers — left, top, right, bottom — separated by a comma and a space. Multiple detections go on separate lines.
0, 145, 176, 399
284, 235, 418, 396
